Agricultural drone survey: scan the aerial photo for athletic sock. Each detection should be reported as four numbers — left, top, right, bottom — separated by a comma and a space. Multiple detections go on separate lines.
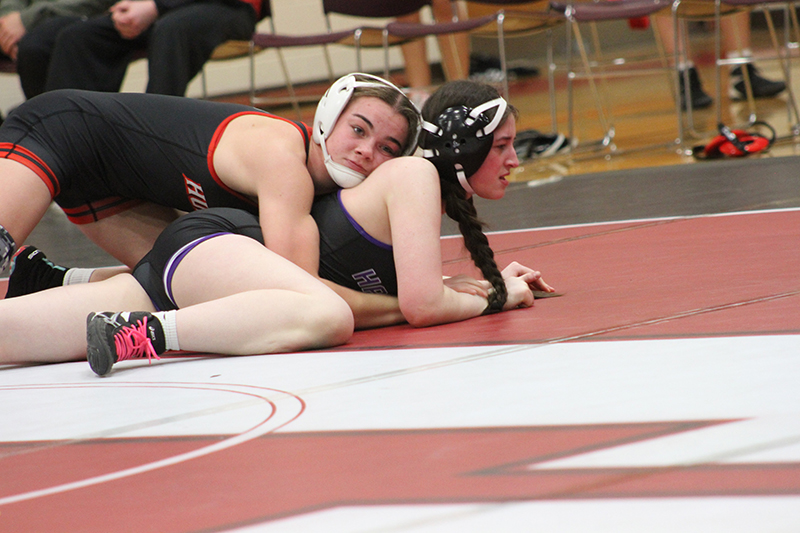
152, 310, 180, 351
63, 267, 96, 285
5, 246, 68, 298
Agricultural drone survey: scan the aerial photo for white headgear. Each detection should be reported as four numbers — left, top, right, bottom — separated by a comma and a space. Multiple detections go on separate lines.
312, 73, 419, 188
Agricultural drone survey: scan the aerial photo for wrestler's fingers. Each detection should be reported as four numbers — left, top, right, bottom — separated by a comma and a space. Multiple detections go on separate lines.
521, 271, 555, 292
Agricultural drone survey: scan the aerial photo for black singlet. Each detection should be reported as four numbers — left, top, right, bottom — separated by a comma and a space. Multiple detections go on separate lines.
314, 191, 397, 296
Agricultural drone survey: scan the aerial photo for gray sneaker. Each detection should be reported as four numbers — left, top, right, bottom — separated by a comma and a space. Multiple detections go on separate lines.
86, 311, 165, 376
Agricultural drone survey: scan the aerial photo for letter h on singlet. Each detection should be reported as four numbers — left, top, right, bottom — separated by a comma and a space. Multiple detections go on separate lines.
184, 175, 209, 210
352, 269, 387, 294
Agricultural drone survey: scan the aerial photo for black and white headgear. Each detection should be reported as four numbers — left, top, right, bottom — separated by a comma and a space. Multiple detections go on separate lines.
419, 97, 507, 195
312, 73, 420, 188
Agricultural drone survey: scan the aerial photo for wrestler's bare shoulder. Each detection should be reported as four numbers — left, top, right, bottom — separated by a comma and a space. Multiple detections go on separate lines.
374, 156, 435, 175
369, 156, 438, 184
219, 114, 307, 155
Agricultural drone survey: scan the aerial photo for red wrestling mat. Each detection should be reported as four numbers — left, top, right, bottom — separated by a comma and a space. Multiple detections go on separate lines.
6, 421, 800, 532
345, 209, 800, 349
3, 209, 797, 343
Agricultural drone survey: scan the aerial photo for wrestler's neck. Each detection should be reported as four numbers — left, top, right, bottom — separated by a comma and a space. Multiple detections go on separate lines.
307, 141, 339, 194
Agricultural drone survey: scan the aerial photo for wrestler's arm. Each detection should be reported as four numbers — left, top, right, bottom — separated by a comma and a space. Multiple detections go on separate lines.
250, 122, 411, 329
342, 157, 497, 328
255, 179, 320, 275
261, 174, 405, 329
318, 280, 405, 329
215, 118, 429, 329
215, 118, 321, 274
319, 266, 492, 331
386, 159, 492, 326
321, 273, 492, 330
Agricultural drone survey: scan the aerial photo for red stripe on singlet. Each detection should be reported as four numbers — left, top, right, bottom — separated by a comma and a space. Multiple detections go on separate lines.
61, 198, 144, 225
0, 143, 60, 197
205, 111, 310, 208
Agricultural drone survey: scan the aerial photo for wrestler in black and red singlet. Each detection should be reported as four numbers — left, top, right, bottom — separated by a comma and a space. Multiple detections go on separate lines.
0, 89, 309, 224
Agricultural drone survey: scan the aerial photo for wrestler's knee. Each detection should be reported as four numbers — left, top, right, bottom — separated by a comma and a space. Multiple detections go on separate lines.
309, 292, 355, 348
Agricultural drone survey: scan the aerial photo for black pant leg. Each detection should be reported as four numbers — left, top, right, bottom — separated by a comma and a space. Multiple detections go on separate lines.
16, 16, 85, 99
45, 15, 148, 93
145, 1, 255, 96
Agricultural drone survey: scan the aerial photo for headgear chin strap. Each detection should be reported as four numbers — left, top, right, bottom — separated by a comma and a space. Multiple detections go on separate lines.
420, 97, 507, 196
318, 132, 365, 189
313, 72, 419, 188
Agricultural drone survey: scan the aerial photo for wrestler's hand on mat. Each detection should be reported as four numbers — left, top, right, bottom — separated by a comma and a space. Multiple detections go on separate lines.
443, 275, 490, 298
501, 261, 555, 293
502, 275, 535, 310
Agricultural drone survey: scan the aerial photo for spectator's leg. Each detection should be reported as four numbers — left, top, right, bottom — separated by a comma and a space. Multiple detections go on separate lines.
721, 12, 785, 99
433, 0, 469, 81
398, 12, 432, 89
16, 16, 84, 99
145, 1, 255, 96
45, 15, 145, 93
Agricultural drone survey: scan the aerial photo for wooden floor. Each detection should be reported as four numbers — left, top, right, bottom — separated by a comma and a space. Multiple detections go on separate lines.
507, 49, 800, 182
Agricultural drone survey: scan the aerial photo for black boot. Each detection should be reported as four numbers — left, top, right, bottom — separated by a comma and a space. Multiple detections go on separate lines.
730, 63, 786, 100
678, 66, 713, 111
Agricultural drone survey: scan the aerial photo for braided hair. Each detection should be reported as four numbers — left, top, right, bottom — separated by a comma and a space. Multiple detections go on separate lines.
420, 81, 518, 312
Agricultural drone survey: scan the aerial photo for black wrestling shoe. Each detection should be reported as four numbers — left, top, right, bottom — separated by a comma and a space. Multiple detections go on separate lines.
678, 67, 713, 111
87, 312, 166, 376
5, 246, 67, 298
730, 64, 786, 100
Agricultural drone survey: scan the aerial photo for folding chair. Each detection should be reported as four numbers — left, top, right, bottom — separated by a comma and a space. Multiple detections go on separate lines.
549, 0, 676, 152
248, 29, 355, 118
711, 0, 800, 137
386, 0, 562, 131
659, 0, 799, 149
245, 0, 431, 118
322, 0, 432, 78
193, 0, 313, 116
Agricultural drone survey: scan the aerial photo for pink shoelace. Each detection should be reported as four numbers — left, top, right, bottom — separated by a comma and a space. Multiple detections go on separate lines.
113, 317, 161, 364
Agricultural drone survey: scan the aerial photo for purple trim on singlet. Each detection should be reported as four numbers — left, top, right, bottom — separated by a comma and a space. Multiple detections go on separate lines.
336, 190, 392, 251
163, 232, 230, 307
